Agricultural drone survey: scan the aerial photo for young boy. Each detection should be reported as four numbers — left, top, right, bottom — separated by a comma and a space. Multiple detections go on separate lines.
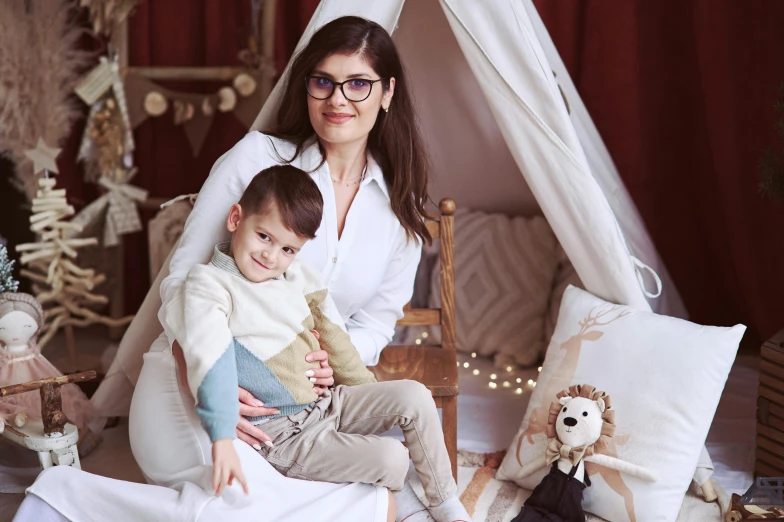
165, 165, 470, 522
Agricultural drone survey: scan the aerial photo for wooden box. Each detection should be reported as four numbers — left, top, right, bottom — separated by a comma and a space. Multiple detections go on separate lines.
756, 329, 784, 477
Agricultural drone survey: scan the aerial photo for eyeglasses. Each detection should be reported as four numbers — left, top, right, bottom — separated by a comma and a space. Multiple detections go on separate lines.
305, 76, 386, 102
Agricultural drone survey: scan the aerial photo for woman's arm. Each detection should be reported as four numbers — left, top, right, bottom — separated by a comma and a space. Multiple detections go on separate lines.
158, 132, 274, 343
346, 234, 422, 366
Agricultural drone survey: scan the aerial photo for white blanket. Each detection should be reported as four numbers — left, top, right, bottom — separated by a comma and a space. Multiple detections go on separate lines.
23, 463, 389, 522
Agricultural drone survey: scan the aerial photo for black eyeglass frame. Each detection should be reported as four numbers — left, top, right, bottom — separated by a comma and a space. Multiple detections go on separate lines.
304, 76, 387, 102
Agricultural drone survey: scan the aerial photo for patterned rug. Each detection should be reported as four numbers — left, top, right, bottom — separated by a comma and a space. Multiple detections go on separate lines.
408, 450, 524, 522
452, 451, 523, 522
407, 450, 728, 522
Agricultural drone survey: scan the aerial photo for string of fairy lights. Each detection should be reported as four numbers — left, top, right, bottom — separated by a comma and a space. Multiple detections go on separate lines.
412, 330, 542, 394
458, 352, 542, 394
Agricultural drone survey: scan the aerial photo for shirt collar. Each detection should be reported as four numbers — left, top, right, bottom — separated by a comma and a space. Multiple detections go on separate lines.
363, 153, 390, 201
302, 138, 390, 202
210, 242, 281, 282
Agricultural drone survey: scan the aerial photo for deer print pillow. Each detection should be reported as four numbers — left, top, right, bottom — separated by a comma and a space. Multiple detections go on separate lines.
497, 286, 745, 522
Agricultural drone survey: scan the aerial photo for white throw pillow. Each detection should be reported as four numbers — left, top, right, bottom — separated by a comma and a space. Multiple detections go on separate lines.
543, 245, 582, 345
496, 286, 745, 522
425, 210, 560, 367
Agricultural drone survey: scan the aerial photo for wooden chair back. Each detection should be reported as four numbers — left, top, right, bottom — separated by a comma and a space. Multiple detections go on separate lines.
396, 198, 456, 350
374, 198, 459, 478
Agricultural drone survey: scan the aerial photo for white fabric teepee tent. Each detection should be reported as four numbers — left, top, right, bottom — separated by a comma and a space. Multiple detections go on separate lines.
253, 0, 685, 317
92, 0, 712, 494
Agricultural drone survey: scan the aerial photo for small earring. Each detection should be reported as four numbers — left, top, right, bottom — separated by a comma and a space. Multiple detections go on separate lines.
384, 106, 389, 113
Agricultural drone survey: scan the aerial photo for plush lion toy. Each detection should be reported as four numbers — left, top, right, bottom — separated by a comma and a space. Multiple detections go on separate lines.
511, 384, 657, 522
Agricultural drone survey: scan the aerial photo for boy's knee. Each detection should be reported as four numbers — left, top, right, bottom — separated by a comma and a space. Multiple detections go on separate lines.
395, 380, 432, 402
393, 380, 435, 415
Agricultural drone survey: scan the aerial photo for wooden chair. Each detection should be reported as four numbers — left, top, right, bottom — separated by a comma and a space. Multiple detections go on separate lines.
370, 198, 459, 479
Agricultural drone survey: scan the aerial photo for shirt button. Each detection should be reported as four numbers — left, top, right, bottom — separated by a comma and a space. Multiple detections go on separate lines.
332, 257, 337, 263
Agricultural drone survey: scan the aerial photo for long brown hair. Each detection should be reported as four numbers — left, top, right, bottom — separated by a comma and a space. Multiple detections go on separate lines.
266, 16, 432, 244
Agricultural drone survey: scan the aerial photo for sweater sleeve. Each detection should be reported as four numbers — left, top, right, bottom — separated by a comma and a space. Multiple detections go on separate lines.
163, 268, 239, 440
196, 342, 240, 442
300, 265, 376, 386
315, 291, 377, 386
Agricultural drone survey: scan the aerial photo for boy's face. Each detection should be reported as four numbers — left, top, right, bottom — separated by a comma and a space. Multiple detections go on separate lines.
227, 202, 308, 283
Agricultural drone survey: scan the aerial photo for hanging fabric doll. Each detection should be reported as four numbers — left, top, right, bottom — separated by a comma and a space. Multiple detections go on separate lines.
0, 292, 104, 437
511, 384, 657, 522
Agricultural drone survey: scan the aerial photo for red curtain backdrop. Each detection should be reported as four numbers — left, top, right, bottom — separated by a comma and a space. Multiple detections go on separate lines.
56, 1, 783, 349
532, 0, 784, 348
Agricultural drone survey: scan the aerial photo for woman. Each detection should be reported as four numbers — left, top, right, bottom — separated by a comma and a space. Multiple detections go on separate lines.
162, 12, 430, 452
13, 15, 433, 522
136, 13, 436, 519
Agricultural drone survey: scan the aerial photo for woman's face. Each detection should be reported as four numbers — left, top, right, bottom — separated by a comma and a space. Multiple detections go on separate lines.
306, 53, 395, 148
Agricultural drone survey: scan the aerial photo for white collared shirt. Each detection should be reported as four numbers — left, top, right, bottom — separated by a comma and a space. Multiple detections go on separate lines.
159, 132, 422, 365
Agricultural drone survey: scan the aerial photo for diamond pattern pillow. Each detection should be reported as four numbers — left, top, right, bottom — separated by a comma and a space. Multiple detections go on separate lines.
426, 210, 560, 367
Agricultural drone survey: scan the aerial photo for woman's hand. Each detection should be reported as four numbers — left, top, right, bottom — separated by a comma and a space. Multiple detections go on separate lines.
237, 387, 278, 449
212, 439, 248, 496
306, 330, 334, 395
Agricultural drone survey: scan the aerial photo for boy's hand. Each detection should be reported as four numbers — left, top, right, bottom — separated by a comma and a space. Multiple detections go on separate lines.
212, 439, 248, 496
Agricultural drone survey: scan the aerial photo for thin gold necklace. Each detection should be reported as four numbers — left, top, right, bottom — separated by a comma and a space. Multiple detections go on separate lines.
331, 162, 368, 187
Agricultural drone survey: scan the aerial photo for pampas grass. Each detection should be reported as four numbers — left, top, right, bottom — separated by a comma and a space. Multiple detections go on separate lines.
81, 0, 141, 38
0, 0, 92, 201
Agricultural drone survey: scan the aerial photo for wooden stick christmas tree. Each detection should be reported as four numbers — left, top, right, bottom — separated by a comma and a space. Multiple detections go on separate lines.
16, 140, 133, 361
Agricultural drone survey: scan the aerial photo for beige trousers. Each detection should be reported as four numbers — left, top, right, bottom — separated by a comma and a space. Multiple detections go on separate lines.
258, 380, 456, 505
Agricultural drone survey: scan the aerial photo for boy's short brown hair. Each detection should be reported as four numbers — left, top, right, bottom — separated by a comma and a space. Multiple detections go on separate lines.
238, 165, 323, 239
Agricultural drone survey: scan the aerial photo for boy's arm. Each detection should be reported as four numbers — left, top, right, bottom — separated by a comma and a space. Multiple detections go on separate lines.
196, 342, 240, 441
164, 269, 240, 441
306, 289, 377, 386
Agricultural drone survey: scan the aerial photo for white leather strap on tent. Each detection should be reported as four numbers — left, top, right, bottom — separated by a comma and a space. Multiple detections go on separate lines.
631, 256, 663, 298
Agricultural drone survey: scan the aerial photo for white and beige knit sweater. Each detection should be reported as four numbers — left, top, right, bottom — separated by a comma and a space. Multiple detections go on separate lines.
164, 244, 376, 441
